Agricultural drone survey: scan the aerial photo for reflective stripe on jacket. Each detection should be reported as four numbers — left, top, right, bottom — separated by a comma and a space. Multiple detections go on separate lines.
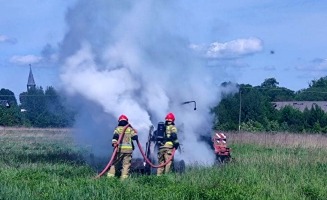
160, 124, 178, 149
113, 126, 137, 153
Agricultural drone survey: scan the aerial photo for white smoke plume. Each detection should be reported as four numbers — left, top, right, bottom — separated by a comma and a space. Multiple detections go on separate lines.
58, 0, 227, 165
190, 37, 263, 59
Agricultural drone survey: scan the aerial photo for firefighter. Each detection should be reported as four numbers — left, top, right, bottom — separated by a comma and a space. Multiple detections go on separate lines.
107, 114, 138, 180
157, 112, 179, 176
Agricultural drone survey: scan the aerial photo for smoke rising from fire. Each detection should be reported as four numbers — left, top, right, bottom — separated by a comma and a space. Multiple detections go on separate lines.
58, 0, 228, 164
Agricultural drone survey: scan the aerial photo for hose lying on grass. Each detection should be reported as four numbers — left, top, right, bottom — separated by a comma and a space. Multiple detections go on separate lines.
136, 140, 176, 168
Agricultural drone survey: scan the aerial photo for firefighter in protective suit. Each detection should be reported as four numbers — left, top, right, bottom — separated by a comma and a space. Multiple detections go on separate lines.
157, 112, 179, 176
107, 115, 138, 179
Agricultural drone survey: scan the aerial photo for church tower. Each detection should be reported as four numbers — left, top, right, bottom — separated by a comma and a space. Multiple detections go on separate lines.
27, 64, 36, 91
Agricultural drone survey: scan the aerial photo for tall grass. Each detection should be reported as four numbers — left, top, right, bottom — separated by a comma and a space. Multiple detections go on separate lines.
228, 132, 327, 148
1, 129, 327, 199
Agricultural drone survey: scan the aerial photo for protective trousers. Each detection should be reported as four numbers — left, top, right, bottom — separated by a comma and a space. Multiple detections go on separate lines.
157, 148, 173, 176
107, 152, 132, 179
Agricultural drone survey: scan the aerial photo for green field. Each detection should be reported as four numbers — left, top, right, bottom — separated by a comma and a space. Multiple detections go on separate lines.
1, 129, 327, 200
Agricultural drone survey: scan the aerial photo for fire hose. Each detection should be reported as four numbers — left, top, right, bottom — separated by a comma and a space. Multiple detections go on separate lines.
136, 140, 176, 168
95, 124, 176, 178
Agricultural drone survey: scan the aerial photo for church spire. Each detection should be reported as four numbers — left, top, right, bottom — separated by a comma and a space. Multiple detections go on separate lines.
27, 64, 36, 91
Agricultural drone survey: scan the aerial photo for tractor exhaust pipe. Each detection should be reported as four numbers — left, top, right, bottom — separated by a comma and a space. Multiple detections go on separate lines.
181, 101, 197, 110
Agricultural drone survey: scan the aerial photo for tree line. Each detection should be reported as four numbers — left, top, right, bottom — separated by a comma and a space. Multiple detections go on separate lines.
213, 76, 327, 133
0, 87, 74, 127
2, 76, 327, 133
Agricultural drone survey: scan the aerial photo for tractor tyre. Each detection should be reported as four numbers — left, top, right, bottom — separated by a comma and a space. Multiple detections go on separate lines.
173, 160, 186, 174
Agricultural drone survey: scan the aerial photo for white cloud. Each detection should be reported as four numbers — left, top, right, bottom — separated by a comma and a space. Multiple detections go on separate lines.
9, 44, 58, 66
10, 55, 42, 65
191, 37, 263, 59
295, 58, 327, 71
0, 34, 17, 44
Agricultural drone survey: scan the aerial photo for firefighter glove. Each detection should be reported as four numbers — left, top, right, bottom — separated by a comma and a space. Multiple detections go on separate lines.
112, 142, 118, 148
113, 133, 119, 140
131, 135, 138, 141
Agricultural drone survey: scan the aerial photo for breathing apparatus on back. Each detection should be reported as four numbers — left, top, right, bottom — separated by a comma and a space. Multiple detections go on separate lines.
152, 122, 166, 147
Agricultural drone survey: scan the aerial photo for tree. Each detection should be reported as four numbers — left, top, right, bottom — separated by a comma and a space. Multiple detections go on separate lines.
259, 78, 295, 101
19, 86, 75, 127
260, 86, 295, 102
309, 76, 327, 88
0, 88, 17, 106
212, 93, 239, 130
0, 106, 23, 126
303, 104, 327, 130
19, 87, 47, 127
240, 87, 270, 125
278, 106, 304, 132
44, 86, 75, 127
295, 76, 327, 101
261, 78, 279, 88
0, 88, 23, 126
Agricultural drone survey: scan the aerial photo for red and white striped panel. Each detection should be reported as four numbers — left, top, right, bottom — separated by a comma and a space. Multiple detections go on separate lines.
215, 132, 226, 139
215, 132, 227, 143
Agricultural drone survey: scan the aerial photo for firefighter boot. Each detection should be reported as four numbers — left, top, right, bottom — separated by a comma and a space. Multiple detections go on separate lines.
107, 165, 115, 178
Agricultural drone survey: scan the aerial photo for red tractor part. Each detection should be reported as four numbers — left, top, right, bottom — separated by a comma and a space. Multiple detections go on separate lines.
212, 132, 231, 164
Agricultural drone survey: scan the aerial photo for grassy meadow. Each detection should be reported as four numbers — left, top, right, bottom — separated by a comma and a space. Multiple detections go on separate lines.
1, 128, 327, 200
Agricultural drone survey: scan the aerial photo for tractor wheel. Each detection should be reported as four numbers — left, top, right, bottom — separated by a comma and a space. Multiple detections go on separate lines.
173, 160, 186, 173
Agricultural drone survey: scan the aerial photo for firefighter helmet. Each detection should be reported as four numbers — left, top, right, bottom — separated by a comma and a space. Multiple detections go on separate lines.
165, 112, 175, 122
118, 114, 128, 122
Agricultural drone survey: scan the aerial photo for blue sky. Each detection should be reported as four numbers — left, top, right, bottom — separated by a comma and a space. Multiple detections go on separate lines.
1, 0, 327, 98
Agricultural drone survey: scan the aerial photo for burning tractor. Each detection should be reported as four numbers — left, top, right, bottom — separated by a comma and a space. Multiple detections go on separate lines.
96, 127, 231, 178
212, 132, 232, 164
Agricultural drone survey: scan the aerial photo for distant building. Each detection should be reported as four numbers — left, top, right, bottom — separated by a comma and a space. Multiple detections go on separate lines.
27, 64, 36, 91
272, 101, 327, 112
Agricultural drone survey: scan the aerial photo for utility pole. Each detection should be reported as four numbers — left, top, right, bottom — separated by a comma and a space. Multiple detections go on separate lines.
238, 89, 241, 133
